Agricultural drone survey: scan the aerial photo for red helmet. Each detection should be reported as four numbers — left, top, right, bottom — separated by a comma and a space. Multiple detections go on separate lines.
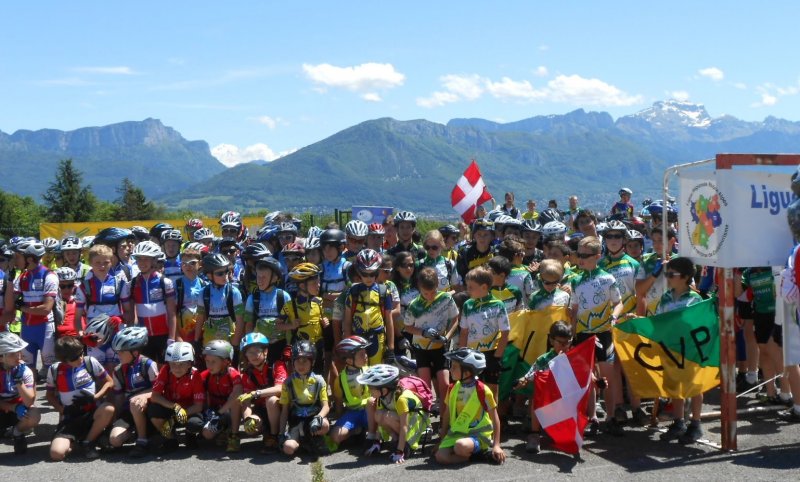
186, 218, 204, 230
368, 223, 385, 235
336, 336, 370, 359
356, 249, 382, 273
282, 242, 305, 255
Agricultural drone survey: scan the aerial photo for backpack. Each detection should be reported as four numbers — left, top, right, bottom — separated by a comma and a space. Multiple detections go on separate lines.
202, 284, 236, 320
131, 274, 167, 305
50, 355, 99, 385
349, 283, 389, 319
175, 277, 208, 317
42, 268, 65, 326
397, 375, 434, 412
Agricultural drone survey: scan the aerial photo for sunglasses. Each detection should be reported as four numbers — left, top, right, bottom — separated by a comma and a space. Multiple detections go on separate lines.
576, 252, 596, 259
284, 255, 303, 261
213, 270, 229, 277
222, 250, 237, 255
424, 245, 440, 251
399, 263, 415, 269
604, 234, 625, 240
541, 280, 560, 286
665, 272, 683, 278
278, 234, 295, 240
359, 272, 377, 279
184, 260, 200, 266
381, 268, 393, 273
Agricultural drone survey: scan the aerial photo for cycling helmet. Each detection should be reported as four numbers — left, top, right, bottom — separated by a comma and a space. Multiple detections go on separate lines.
131, 240, 163, 259
607, 212, 626, 222
345, 220, 368, 238
307, 226, 323, 239
242, 242, 272, 260
320, 229, 346, 246
219, 211, 243, 229
356, 364, 400, 388
60, 236, 82, 251
438, 224, 459, 236
393, 211, 417, 226
356, 249, 382, 273
503, 217, 523, 231
111, 326, 148, 352
0, 332, 28, 355
627, 230, 644, 242
240, 332, 269, 353
184, 242, 207, 252
625, 216, 647, 232
521, 219, 542, 233
541, 221, 568, 239
335, 336, 370, 359
193, 227, 214, 242
444, 347, 487, 375
81, 236, 95, 248
263, 211, 281, 227
304, 237, 321, 251
203, 339, 234, 360
277, 222, 298, 236
42, 237, 60, 252
291, 340, 316, 361
256, 257, 282, 276
185, 218, 204, 231
288, 262, 321, 282
605, 220, 628, 235
367, 223, 385, 236
15, 239, 46, 258
619, 187, 633, 196
94, 227, 134, 247
494, 214, 514, 228
149, 223, 173, 240
485, 209, 504, 222
165, 342, 195, 363
218, 238, 240, 251
85, 314, 114, 346
160, 229, 183, 243
596, 222, 609, 234
282, 242, 305, 255
538, 208, 563, 225
471, 219, 494, 233
202, 253, 231, 273
647, 200, 678, 223
130, 226, 150, 241
55, 267, 78, 282
256, 224, 279, 243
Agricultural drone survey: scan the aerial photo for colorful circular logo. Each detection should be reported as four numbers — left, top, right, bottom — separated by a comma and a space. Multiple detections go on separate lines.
686, 182, 729, 257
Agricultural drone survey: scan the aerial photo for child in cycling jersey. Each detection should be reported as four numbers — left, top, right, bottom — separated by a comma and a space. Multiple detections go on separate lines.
329, 336, 371, 448
46, 336, 115, 461
403, 267, 459, 404
238, 333, 287, 452
187, 340, 243, 452
420, 230, 461, 293
279, 340, 330, 457
488, 256, 525, 315
173, 247, 206, 345
160, 230, 184, 284
245, 257, 292, 367
108, 327, 158, 457
343, 220, 368, 262
320, 229, 349, 346
529, 260, 571, 310
148, 341, 200, 450
282, 263, 327, 373
436, 348, 505, 465
194, 254, 244, 353
0, 332, 42, 455
360, 364, 430, 463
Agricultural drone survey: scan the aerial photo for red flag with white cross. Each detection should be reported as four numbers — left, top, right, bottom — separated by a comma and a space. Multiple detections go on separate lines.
451, 160, 492, 223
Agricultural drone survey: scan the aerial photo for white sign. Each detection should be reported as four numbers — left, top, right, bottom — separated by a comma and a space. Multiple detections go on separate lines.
678, 167, 796, 267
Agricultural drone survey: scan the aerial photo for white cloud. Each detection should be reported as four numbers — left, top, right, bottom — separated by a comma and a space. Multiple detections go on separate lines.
211, 143, 296, 167
669, 90, 690, 101
302, 62, 405, 99
698, 67, 724, 81
441, 74, 484, 100
416, 91, 460, 108
533, 66, 549, 77
544, 75, 643, 106
74, 66, 137, 75
486, 77, 544, 100
253, 116, 280, 129
761, 93, 778, 106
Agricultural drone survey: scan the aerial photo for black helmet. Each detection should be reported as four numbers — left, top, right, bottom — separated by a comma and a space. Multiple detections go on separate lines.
149, 223, 174, 240
255, 257, 282, 276
438, 224, 459, 236
242, 242, 272, 260
94, 227, 134, 247
320, 228, 346, 246
538, 208, 562, 225
291, 340, 316, 361
202, 253, 231, 273
130, 226, 150, 241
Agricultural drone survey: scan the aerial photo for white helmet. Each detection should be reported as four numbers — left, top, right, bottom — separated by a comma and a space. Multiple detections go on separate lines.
112, 326, 148, 352
185, 242, 207, 252
192, 228, 214, 241
165, 341, 195, 362
85, 314, 114, 346
55, 267, 78, 282
60, 236, 82, 251
263, 211, 281, 226
0, 332, 28, 355
542, 221, 568, 238
42, 237, 60, 252
494, 214, 514, 228
356, 364, 400, 388
605, 220, 628, 235
131, 240, 163, 259
627, 230, 644, 242
345, 220, 369, 238
81, 236, 95, 249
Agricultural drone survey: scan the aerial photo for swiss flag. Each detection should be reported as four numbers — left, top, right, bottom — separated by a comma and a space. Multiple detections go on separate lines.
451, 160, 492, 223
533, 336, 595, 454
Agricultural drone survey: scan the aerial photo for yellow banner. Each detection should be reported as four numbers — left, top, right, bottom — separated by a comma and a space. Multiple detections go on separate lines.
508, 306, 571, 365
39, 217, 265, 240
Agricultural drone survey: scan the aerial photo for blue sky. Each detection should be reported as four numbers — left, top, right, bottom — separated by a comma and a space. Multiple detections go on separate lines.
2, 2, 800, 166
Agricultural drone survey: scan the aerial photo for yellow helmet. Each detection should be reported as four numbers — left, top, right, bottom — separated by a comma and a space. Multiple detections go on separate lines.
288, 262, 321, 282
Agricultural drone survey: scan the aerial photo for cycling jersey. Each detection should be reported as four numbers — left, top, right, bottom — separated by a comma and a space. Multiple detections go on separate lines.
396, 279, 420, 321
279, 372, 328, 418
163, 255, 182, 284
242, 362, 288, 407
175, 276, 205, 342
742, 268, 775, 314
345, 283, 393, 333
635, 253, 671, 316
387, 241, 425, 261
112, 354, 158, 399
508, 265, 535, 301
245, 287, 292, 343
456, 244, 494, 280
655, 289, 703, 315
528, 287, 570, 311
611, 202, 634, 219
14, 265, 59, 325
129, 272, 175, 337
570, 267, 621, 334
321, 257, 348, 295
599, 253, 641, 314
460, 294, 510, 351
194, 366, 242, 410
152, 366, 199, 408
75, 271, 130, 318
405, 291, 459, 350
282, 294, 324, 344
421, 255, 461, 291
46, 356, 107, 406
0, 363, 34, 404
198, 283, 244, 344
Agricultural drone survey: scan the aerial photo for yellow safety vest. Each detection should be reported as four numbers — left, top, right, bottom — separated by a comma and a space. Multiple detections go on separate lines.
340, 367, 368, 409
448, 380, 492, 434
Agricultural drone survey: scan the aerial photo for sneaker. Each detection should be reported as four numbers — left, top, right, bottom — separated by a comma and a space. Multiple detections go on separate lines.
614, 406, 629, 424
679, 421, 703, 444
779, 408, 800, 422
758, 394, 783, 406
604, 418, 624, 437
13, 435, 27, 455
585, 418, 601, 437
525, 433, 540, 454
595, 402, 606, 419
736, 377, 758, 394
261, 434, 279, 453
130, 440, 149, 458
81, 440, 100, 460
632, 407, 650, 426
226, 433, 240, 453
660, 419, 686, 442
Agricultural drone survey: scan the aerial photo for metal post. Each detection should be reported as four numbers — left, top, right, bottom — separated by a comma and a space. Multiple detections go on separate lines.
717, 267, 737, 451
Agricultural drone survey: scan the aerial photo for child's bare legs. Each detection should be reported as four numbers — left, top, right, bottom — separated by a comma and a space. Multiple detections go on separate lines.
435, 438, 474, 464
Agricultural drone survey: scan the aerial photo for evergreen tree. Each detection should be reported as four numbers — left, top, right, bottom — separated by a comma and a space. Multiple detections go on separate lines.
115, 177, 157, 220
0, 189, 46, 238
42, 159, 96, 222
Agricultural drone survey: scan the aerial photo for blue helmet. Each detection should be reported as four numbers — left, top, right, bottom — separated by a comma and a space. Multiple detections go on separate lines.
240, 332, 270, 352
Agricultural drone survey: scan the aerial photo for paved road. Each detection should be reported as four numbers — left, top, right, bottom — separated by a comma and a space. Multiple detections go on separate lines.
2, 387, 799, 481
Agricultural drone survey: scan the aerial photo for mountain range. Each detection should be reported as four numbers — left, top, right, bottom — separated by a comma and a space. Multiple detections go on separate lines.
3, 100, 800, 215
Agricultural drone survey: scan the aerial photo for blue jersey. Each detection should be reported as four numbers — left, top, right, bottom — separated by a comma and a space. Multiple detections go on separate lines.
163, 255, 182, 284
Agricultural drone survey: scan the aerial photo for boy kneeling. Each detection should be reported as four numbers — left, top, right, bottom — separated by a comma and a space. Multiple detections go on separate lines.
0, 332, 42, 454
